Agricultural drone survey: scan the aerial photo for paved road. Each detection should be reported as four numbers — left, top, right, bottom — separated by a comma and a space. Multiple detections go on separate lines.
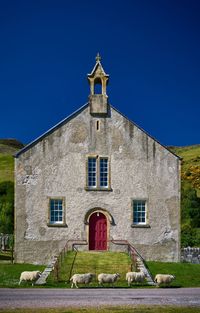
0, 288, 200, 308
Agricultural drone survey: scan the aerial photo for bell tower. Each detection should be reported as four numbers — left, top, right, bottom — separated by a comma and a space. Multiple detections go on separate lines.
87, 54, 109, 115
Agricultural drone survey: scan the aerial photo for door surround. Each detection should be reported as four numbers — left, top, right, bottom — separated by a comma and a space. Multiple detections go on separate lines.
84, 208, 113, 251
89, 212, 107, 250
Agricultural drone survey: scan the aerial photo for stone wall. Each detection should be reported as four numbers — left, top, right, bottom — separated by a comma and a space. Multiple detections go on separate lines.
181, 247, 200, 264
15, 104, 181, 265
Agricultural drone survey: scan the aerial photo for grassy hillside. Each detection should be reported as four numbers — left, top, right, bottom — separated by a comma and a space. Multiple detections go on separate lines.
0, 139, 23, 183
169, 145, 200, 196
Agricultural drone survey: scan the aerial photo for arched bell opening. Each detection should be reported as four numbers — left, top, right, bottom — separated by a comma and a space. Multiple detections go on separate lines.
94, 77, 102, 95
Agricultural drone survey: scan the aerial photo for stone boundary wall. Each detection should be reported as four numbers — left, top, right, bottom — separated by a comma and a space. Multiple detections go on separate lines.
181, 247, 200, 264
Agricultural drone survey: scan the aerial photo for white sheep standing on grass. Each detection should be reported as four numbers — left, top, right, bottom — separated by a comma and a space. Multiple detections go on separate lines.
70, 273, 95, 288
154, 274, 175, 287
98, 273, 120, 287
126, 271, 147, 286
19, 270, 42, 286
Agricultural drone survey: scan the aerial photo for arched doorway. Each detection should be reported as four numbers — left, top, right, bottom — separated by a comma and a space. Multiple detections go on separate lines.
89, 212, 107, 250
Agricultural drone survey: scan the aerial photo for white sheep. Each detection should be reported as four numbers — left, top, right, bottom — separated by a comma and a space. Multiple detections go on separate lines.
98, 273, 120, 287
154, 274, 175, 287
19, 270, 41, 286
126, 271, 147, 286
70, 273, 95, 288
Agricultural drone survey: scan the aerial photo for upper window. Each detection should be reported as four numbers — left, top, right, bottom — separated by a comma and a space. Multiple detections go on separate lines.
100, 158, 108, 188
87, 156, 110, 190
133, 200, 146, 225
88, 157, 97, 188
49, 198, 64, 225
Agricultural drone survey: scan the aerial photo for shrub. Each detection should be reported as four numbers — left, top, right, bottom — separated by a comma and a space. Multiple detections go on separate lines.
0, 181, 14, 234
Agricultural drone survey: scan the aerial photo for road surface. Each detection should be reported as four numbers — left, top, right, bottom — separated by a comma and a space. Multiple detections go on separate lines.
0, 288, 200, 308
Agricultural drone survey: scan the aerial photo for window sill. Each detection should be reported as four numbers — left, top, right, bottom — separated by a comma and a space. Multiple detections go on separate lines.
47, 223, 68, 228
131, 224, 150, 228
85, 187, 113, 192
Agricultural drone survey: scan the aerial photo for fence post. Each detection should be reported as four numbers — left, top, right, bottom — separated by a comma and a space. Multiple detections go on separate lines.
11, 235, 14, 264
53, 260, 59, 282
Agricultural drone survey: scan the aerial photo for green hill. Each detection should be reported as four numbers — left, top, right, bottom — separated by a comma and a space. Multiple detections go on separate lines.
169, 145, 200, 247
0, 139, 24, 183
0, 139, 24, 234
169, 145, 200, 196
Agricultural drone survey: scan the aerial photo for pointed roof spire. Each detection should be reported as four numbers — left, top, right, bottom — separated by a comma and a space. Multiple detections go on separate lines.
88, 54, 109, 78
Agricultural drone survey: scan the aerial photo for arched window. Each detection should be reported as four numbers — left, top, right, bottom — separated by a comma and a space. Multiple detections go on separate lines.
94, 78, 102, 94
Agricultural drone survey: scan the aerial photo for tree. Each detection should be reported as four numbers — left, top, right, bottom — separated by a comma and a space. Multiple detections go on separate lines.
181, 181, 200, 247
181, 181, 200, 227
0, 181, 14, 234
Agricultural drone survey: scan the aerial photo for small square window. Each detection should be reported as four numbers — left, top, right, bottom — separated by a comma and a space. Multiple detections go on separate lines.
133, 200, 146, 225
49, 198, 64, 225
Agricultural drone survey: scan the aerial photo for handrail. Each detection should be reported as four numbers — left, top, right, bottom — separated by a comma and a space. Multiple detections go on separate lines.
66, 240, 88, 282
53, 238, 155, 285
110, 239, 145, 262
110, 239, 155, 283
68, 247, 78, 282
109, 240, 137, 270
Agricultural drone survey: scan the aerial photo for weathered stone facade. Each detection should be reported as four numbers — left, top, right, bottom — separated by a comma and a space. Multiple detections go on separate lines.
14, 56, 181, 265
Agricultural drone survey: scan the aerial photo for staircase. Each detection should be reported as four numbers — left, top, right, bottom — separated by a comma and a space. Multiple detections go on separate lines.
35, 256, 58, 285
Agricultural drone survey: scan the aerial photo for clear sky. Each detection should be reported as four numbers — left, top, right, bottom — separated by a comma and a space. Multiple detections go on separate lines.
0, 0, 200, 146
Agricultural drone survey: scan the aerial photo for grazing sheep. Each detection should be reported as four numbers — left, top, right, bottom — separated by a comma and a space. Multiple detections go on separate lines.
19, 270, 41, 286
70, 273, 95, 288
126, 271, 147, 286
154, 274, 175, 287
98, 273, 120, 287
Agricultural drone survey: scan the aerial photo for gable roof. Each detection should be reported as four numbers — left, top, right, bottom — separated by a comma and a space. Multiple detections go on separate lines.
87, 60, 109, 78
15, 102, 180, 160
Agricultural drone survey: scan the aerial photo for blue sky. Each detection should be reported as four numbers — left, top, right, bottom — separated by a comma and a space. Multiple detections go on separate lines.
0, 0, 200, 146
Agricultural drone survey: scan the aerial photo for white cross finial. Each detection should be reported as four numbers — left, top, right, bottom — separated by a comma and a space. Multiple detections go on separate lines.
96, 53, 101, 62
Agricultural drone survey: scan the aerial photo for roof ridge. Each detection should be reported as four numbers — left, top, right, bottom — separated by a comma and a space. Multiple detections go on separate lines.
15, 103, 89, 158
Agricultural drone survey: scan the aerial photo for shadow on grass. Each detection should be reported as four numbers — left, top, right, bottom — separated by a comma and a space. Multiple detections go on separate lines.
0, 255, 11, 261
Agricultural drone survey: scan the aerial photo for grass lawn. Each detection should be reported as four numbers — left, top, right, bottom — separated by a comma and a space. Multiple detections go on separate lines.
0, 306, 200, 313
0, 263, 45, 287
147, 261, 200, 287
47, 251, 134, 288
0, 255, 200, 288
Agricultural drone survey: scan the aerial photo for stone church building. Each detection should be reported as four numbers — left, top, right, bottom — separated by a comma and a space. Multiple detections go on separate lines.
14, 55, 181, 265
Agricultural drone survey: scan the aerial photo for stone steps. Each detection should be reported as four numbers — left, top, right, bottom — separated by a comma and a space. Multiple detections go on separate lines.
35, 256, 58, 285
136, 256, 156, 286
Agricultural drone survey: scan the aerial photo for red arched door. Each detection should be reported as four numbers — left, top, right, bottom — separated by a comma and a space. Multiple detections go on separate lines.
89, 212, 107, 250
